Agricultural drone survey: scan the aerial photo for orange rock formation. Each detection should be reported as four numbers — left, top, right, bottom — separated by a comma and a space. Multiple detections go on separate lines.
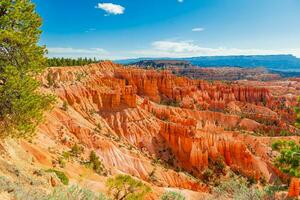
288, 178, 300, 197
32, 61, 299, 195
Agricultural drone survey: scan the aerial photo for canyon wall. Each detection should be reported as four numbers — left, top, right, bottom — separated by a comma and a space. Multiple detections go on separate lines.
5, 61, 296, 198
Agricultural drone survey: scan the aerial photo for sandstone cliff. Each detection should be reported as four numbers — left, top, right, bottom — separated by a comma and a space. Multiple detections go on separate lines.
1, 61, 299, 199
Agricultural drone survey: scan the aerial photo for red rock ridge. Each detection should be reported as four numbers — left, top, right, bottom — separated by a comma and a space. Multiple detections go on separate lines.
38, 61, 299, 193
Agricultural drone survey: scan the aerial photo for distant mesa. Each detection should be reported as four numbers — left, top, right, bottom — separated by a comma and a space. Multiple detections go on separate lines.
117, 54, 300, 77
128, 59, 282, 81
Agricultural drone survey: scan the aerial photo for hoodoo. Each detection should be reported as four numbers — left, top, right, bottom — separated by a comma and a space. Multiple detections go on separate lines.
1, 62, 299, 199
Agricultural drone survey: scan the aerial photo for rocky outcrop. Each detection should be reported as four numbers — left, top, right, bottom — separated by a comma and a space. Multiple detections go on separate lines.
159, 123, 264, 179
4, 61, 296, 198
45, 63, 298, 181
288, 178, 300, 197
116, 69, 272, 106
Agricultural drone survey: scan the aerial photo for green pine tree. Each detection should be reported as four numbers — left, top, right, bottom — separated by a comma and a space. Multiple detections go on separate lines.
0, 0, 54, 138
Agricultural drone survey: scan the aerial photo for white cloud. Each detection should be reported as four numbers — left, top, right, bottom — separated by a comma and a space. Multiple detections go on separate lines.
152, 41, 202, 53
48, 47, 107, 54
192, 27, 205, 32
46, 42, 300, 60
130, 40, 300, 58
95, 3, 125, 15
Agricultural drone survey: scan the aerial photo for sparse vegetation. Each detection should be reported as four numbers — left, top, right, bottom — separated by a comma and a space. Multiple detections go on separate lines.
263, 183, 288, 199
209, 177, 265, 200
47, 73, 55, 87
46, 169, 69, 185
196, 104, 203, 111
160, 191, 185, 200
214, 156, 226, 174
62, 151, 71, 160
75, 71, 87, 82
94, 123, 102, 132
70, 143, 84, 157
58, 144, 84, 167
87, 151, 107, 176
160, 99, 181, 107
106, 174, 151, 200
58, 157, 66, 168
61, 101, 68, 111
279, 130, 292, 136
46, 185, 109, 200
148, 168, 157, 182
202, 168, 214, 183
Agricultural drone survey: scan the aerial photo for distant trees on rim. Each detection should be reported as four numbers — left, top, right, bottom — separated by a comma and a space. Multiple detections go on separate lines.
47, 57, 101, 67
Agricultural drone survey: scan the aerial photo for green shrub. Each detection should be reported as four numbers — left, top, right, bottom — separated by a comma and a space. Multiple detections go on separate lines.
272, 140, 300, 177
61, 101, 68, 111
279, 130, 291, 136
214, 156, 226, 173
46, 169, 69, 185
46, 185, 109, 200
106, 174, 151, 200
160, 191, 185, 200
75, 72, 87, 82
88, 151, 107, 176
160, 99, 180, 107
148, 168, 157, 182
263, 184, 288, 199
58, 157, 66, 168
62, 151, 71, 160
70, 143, 84, 157
209, 178, 265, 200
94, 123, 102, 132
202, 168, 213, 183
47, 73, 55, 87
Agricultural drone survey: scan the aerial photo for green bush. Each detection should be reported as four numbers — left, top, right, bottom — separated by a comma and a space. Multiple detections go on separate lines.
209, 178, 265, 200
160, 191, 185, 200
46, 169, 69, 185
88, 151, 107, 176
202, 168, 213, 183
214, 156, 226, 173
160, 99, 180, 107
46, 185, 109, 200
70, 143, 84, 157
47, 73, 55, 87
94, 123, 102, 132
106, 174, 151, 200
272, 140, 300, 177
58, 157, 66, 168
263, 184, 288, 199
61, 101, 68, 111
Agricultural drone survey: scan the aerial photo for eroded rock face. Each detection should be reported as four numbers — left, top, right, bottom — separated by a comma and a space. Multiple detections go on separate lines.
115, 68, 272, 106
288, 178, 300, 197
17, 61, 298, 195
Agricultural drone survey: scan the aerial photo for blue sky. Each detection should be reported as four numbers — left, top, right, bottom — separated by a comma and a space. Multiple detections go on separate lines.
33, 0, 300, 59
